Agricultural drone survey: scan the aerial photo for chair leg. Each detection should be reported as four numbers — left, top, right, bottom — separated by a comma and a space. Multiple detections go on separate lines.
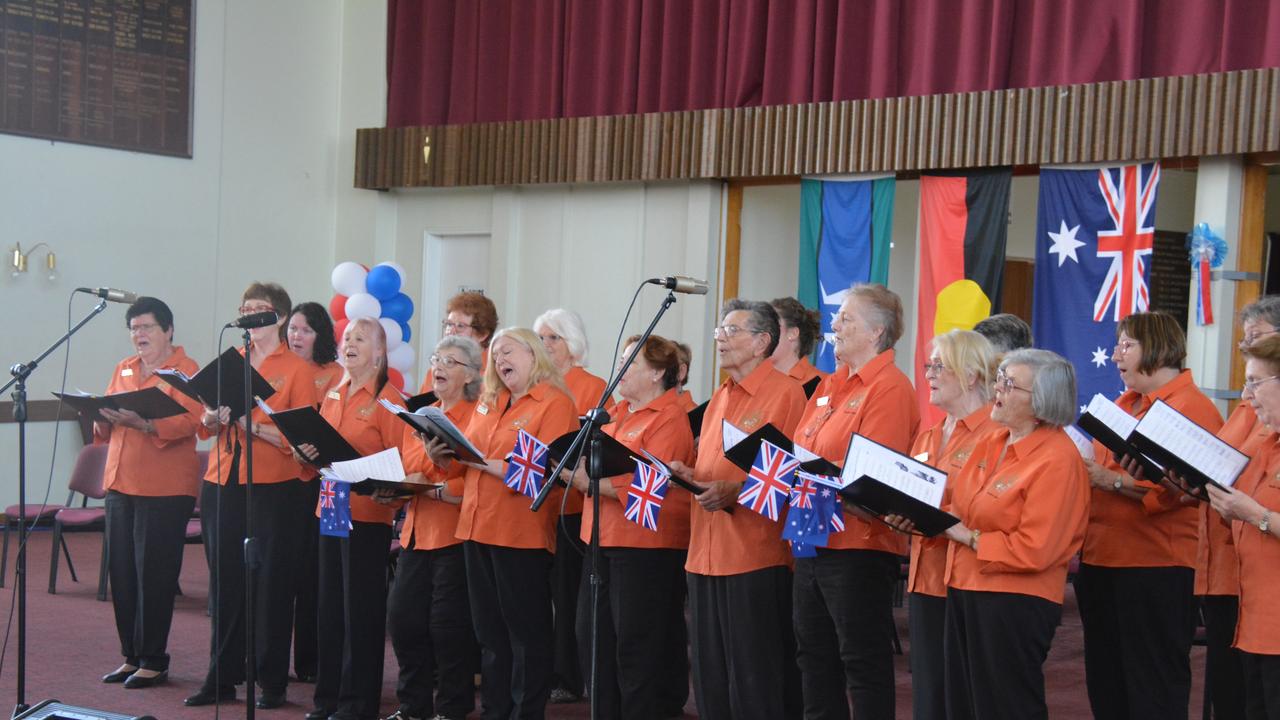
48, 522, 62, 594
97, 530, 109, 602
62, 534, 78, 584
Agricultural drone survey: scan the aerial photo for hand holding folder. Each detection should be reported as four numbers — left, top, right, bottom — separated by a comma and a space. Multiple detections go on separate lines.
837, 434, 959, 537
258, 398, 360, 467
53, 387, 188, 424
378, 398, 485, 464
155, 347, 276, 422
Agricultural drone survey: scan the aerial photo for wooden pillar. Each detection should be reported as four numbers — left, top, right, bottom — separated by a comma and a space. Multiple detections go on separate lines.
1227, 164, 1270, 410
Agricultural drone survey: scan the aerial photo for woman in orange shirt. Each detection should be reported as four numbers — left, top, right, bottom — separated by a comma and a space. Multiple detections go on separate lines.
1076, 312, 1223, 719
446, 327, 578, 718
899, 329, 998, 720
285, 300, 340, 684
770, 296, 826, 394
563, 334, 694, 720
186, 282, 318, 709
941, 349, 1089, 720
535, 307, 609, 703
384, 334, 483, 720
1205, 335, 1280, 720
296, 317, 407, 720
95, 297, 203, 690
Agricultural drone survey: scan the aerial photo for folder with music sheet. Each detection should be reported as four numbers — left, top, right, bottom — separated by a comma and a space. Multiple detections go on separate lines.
547, 428, 639, 479
258, 398, 360, 467
377, 398, 485, 464
720, 419, 795, 473
52, 387, 188, 423
1129, 399, 1249, 489
322, 447, 441, 497
801, 375, 821, 399
154, 346, 276, 422
688, 400, 708, 437
1075, 394, 1165, 481
838, 434, 959, 537
640, 449, 733, 514
404, 391, 437, 412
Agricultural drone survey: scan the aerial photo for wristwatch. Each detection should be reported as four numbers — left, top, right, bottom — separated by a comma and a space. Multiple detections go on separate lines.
1112, 475, 1124, 492
1260, 510, 1271, 534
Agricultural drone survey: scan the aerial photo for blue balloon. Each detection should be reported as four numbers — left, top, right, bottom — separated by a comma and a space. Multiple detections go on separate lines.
365, 265, 402, 301
382, 292, 414, 323
399, 320, 412, 344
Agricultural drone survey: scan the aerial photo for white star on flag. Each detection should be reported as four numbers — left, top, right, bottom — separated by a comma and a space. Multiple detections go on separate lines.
819, 281, 850, 355
1047, 220, 1086, 267
1090, 347, 1109, 368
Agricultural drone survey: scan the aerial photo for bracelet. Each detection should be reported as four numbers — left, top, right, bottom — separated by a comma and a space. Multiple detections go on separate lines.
969, 529, 981, 550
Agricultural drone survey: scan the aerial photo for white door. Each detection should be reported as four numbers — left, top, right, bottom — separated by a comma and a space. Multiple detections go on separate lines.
419, 232, 491, 384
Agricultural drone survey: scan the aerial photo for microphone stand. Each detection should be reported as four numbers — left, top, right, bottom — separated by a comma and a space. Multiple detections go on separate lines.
241, 329, 259, 719
1, 298, 108, 716
531, 289, 679, 720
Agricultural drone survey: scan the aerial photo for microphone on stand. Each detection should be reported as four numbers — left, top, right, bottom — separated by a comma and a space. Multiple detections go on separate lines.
75, 287, 139, 304
647, 276, 709, 295
225, 311, 280, 329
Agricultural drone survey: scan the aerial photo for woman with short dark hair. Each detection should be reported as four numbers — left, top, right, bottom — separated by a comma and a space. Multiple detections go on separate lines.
770, 296, 825, 389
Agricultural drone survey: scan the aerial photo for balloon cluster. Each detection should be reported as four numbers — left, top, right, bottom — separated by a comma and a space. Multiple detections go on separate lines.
330, 261, 416, 392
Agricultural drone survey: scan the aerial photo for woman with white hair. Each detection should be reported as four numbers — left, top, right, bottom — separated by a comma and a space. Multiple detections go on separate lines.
940, 348, 1090, 720
534, 307, 609, 703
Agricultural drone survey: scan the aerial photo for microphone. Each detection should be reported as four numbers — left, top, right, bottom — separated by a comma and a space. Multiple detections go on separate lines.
647, 276, 709, 295
76, 287, 138, 304
225, 311, 280, 329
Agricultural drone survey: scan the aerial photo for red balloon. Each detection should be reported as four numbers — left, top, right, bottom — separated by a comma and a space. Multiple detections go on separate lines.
387, 368, 405, 392
333, 318, 349, 345
329, 294, 348, 321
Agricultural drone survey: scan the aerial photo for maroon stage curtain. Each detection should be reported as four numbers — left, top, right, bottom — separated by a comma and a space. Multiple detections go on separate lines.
387, 0, 1280, 128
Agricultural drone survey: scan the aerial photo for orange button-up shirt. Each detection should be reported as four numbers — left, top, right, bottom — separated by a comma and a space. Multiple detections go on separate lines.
907, 404, 998, 597
945, 425, 1090, 603
784, 357, 826, 387
1083, 370, 1222, 568
1229, 431, 1280, 654
795, 350, 919, 554
1197, 403, 1268, 596
400, 397, 476, 550
675, 390, 698, 412
96, 347, 204, 497
456, 381, 578, 552
315, 377, 407, 526
201, 342, 316, 486
562, 365, 613, 515
581, 388, 695, 549
686, 360, 807, 576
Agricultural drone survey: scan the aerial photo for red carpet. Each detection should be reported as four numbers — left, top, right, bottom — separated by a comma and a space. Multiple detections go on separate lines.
0, 529, 1204, 718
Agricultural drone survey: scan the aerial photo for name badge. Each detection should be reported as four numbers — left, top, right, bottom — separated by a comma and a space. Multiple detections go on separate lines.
477, 404, 489, 416
121, 368, 133, 377
327, 390, 341, 401
914, 451, 929, 462
816, 396, 829, 407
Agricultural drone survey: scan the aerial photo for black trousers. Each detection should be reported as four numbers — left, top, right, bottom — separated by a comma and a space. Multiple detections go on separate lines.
464, 541, 555, 720
944, 588, 1060, 720
1075, 563, 1196, 720
552, 513, 585, 694
200, 475, 308, 694
314, 521, 393, 720
689, 566, 800, 720
574, 546, 687, 720
1242, 651, 1280, 720
793, 548, 898, 720
1203, 594, 1246, 720
908, 592, 947, 720
105, 490, 195, 671
387, 543, 476, 719
293, 479, 320, 679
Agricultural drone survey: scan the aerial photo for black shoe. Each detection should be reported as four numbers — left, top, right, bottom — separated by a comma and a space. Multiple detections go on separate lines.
101, 664, 137, 684
184, 684, 236, 706
305, 708, 335, 720
294, 670, 317, 683
123, 669, 167, 689
256, 689, 287, 709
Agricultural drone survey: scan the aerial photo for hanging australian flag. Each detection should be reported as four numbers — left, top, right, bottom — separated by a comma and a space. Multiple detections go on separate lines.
1032, 162, 1160, 414
319, 478, 351, 538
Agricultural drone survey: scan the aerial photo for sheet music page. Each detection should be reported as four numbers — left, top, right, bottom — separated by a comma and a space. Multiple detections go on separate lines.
793, 444, 820, 463
255, 397, 276, 416
641, 449, 673, 476
1137, 401, 1248, 487
1064, 425, 1096, 461
419, 406, 486, 459
328, 447, 406, 483
154, 368, 192, 383
1086, 393, 1139, 437
378, 397, 409, 415
721, 420, 748, 453
841, 435, 947, 508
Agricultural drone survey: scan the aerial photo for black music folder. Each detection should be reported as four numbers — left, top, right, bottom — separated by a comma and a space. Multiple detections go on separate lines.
154, 346, 276, 422
263, 403, 360, 467
547, 428, 639, 479
1129, 399, 1250, 490
641, 449, 733, 514
404, 391, 437, 412
348, 478, 441, 497
688, 400, 708, 437
721, 420, 795, 473
1076, 393, 1165, 481
838, 434, 959, 537
802, 375, 821, 399
53, 387, 188, 423
378, 399, 485, 464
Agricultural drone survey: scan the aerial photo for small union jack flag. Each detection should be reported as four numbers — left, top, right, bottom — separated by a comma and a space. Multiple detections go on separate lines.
790, 475, 819, 509
739, 440, 800, 521
504, 429, 549, 498
624, 459, 669, 531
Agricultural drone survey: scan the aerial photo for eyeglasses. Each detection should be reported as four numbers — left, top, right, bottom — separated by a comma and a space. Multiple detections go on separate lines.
538, 333, 563, 345
239, 304, 276, 316
1241, 329, 1278, 347
921, 362, 947, 375
993, 371, 1032, 394
1243, 376, 1280, 393
429, 353, 473, 370
129, 322, 160, 334
1113, 340, 1138, 354
712, 324, 760, 340
441, 320, 477, 333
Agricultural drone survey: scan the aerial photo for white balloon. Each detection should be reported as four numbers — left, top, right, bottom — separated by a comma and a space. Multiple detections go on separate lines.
376, 261, 408, 288
379, 317, 403, 348
331, 262, 368, 297
387, 343, 415, 372
345, 292, 382, 320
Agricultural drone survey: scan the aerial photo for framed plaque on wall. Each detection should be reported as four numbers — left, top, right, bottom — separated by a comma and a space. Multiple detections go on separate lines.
1, 0, 194, 157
